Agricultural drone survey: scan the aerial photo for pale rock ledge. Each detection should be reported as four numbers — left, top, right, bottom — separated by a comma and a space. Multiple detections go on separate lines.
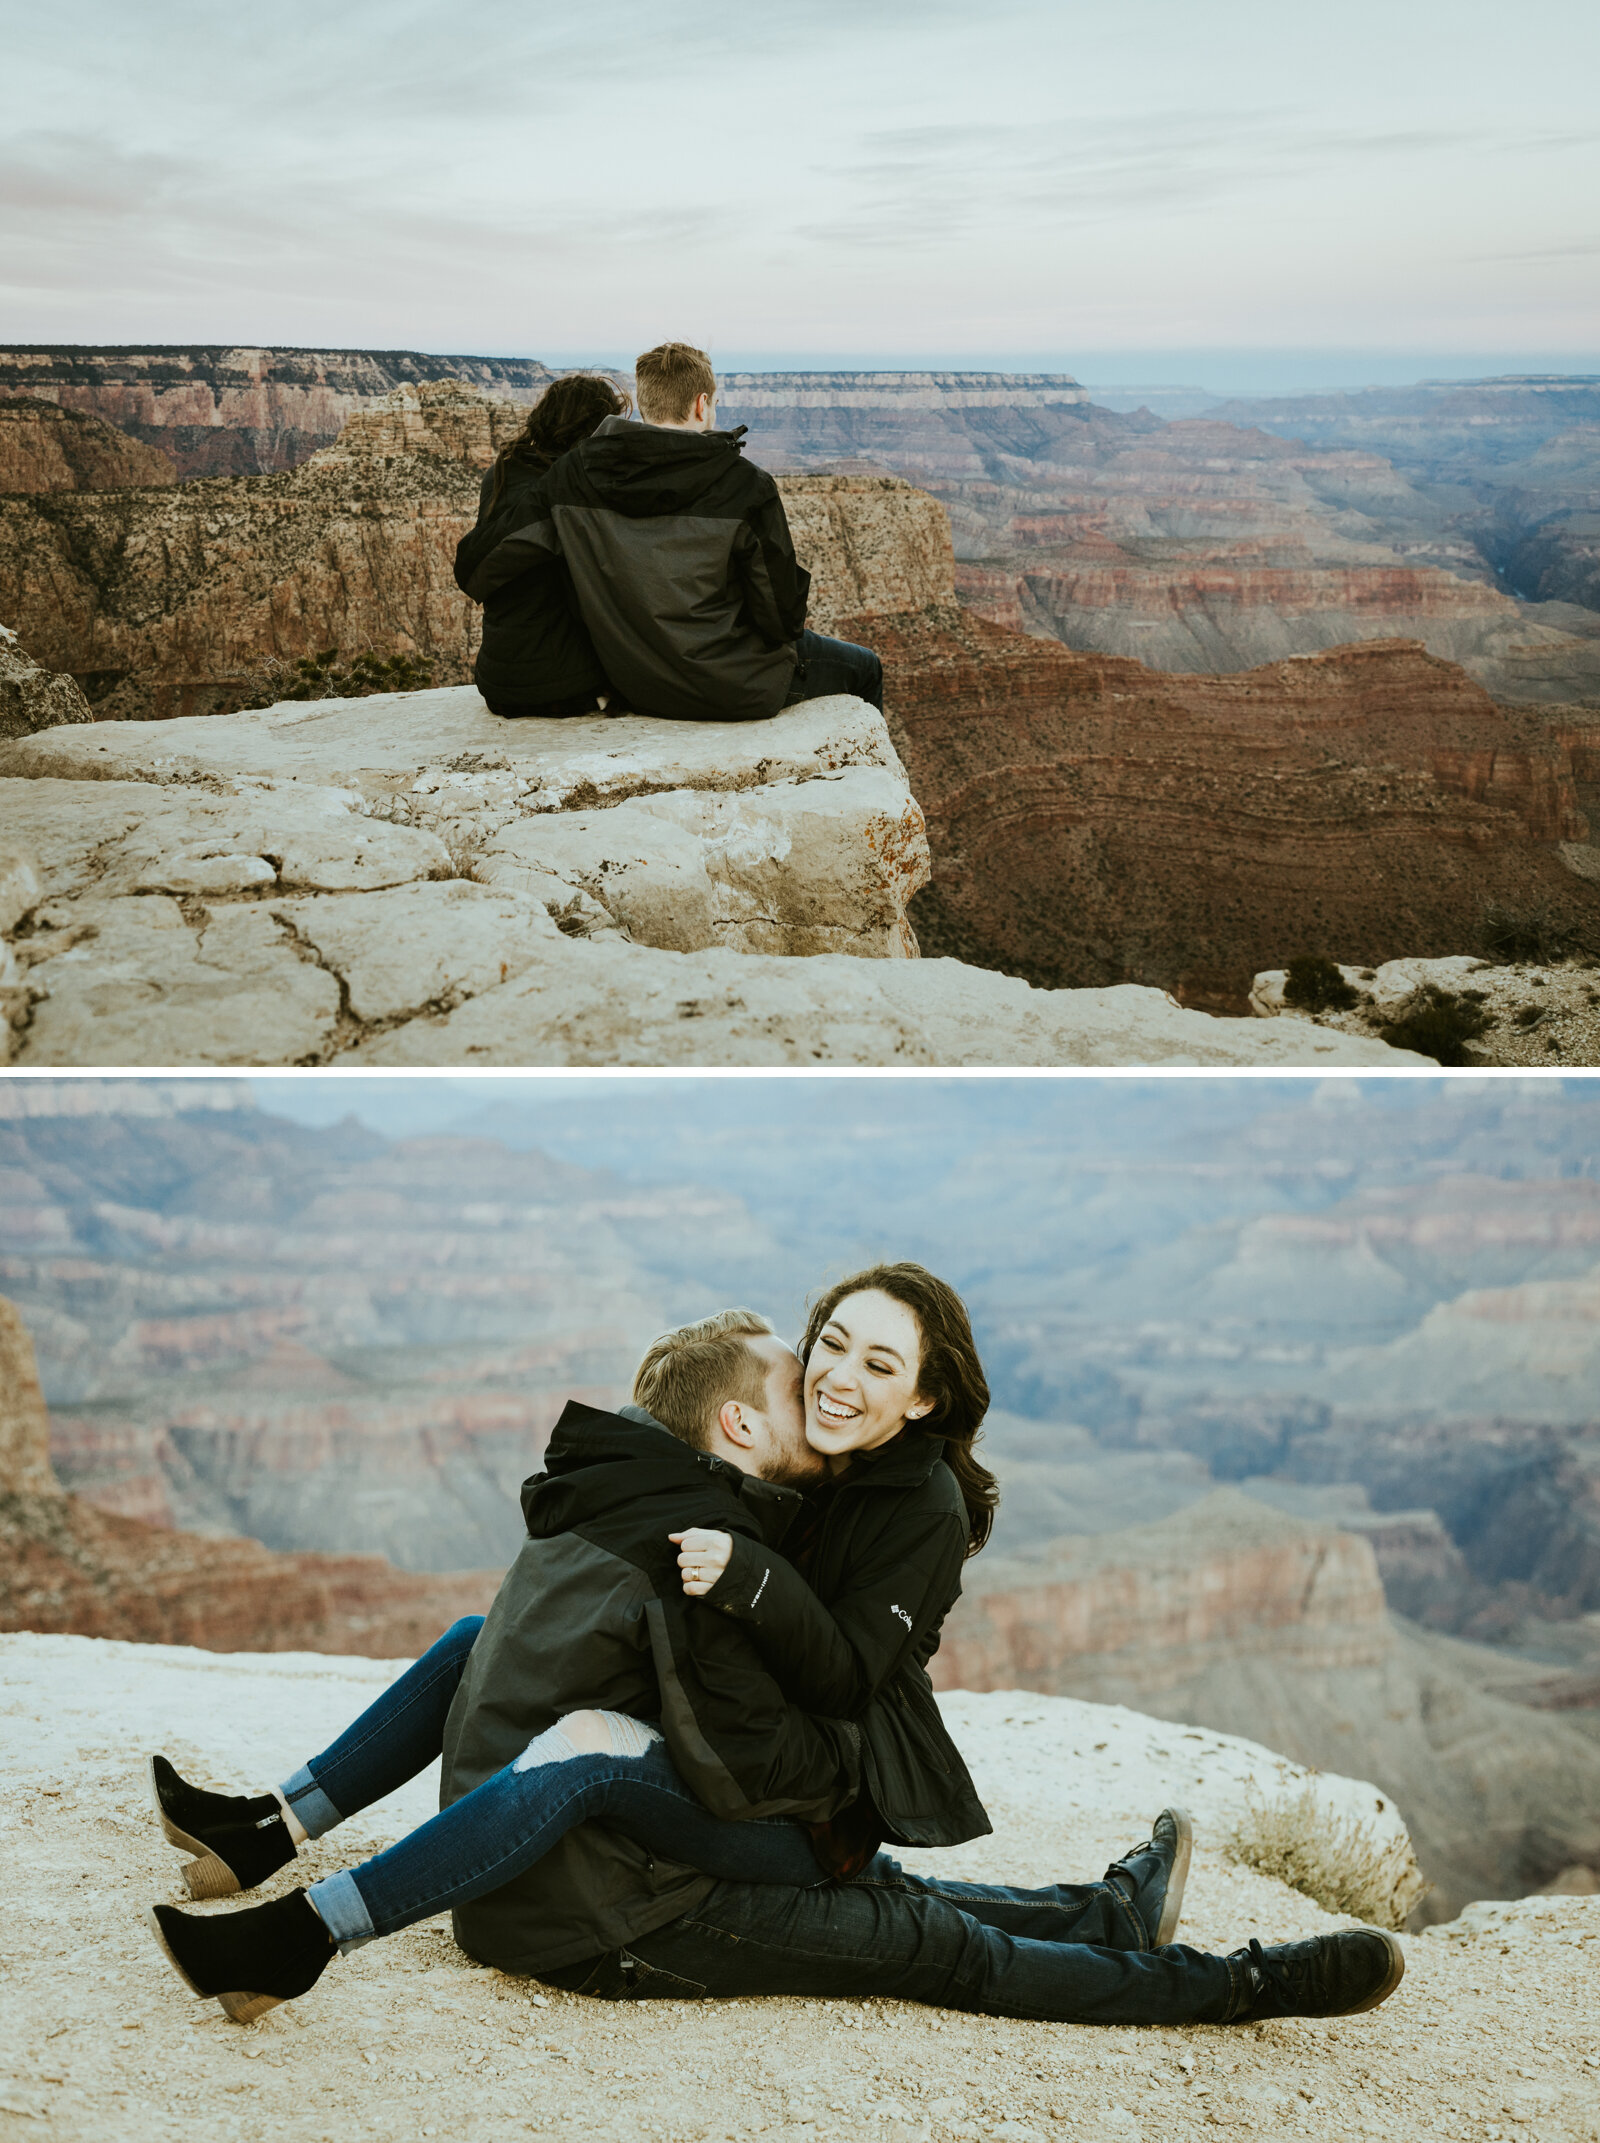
0, 685, 1422, 1067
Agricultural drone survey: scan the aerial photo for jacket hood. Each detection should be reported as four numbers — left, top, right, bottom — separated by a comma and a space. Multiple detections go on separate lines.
559, 415, 754, 519
521, 1398, 801, 1543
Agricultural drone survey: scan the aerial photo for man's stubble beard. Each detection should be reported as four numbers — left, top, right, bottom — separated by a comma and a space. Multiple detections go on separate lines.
763, 1432, 826, 1491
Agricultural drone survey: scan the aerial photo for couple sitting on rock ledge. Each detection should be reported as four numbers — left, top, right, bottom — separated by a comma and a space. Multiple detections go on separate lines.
144, 1265, 1404, 2033
455, 341, 884, 723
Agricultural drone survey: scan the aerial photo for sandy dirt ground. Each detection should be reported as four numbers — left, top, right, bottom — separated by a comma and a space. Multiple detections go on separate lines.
1, 1634, 1596, 2143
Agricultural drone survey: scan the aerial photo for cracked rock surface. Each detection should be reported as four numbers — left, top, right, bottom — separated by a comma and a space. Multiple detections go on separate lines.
0, 683, 1420, 1066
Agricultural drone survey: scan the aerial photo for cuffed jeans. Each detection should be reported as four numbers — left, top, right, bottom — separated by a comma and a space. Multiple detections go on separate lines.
275, 1617, 824, 1952
783, 629, 884, 713
544, 1860, 1244, 2026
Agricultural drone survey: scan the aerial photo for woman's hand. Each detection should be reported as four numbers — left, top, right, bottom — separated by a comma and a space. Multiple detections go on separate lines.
668, 1528, 733, 1598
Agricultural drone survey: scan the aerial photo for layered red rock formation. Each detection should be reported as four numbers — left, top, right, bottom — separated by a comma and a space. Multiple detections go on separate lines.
929, 1490, 1600, 1918
0, 346, 555, 478
858, 600, 1600, 1006
0, 397, 176, 494
931, 1490, 1392, 1702
0, 383, 943, 722
722, 382, 1600, 704
0, 1088, 676, 1567
0, 1295, 498, 1656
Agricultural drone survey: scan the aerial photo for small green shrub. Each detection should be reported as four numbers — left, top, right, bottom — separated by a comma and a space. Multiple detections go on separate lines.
1378, 985, 1492, 1066
1227, 1785, 1428, 1930
1514, 1005, 1545, 1029
222, 647, 438, 713
1282, 955, 1360, 1014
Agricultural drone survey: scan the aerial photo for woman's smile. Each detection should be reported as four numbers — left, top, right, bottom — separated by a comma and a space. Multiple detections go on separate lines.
804, 1287, 931, 1463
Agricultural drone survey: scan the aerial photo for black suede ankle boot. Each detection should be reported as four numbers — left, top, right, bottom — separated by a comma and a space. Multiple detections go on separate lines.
148, 1887, 337, 2023
148, 1754, 299, 1899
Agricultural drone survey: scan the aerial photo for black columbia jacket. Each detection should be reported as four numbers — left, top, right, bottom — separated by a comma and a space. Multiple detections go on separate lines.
707, 1429, 991, 1854
456, 415, 810, 722
454, 462, 610, 711
440, 1402, 857, 1975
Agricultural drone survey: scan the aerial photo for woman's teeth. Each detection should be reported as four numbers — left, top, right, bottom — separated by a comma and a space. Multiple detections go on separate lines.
816, 1393, 860, 1423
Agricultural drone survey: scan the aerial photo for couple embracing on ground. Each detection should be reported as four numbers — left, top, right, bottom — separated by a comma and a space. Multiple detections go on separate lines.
455, 341, 885, 724
144, 1263, 1404, 2033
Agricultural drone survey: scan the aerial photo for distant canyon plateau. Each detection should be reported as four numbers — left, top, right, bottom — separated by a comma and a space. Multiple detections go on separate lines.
3, 350, 1599, 1033
3, 1078, 1600, 1920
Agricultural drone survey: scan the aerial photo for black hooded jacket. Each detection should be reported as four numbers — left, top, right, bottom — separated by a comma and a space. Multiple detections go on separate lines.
456, 415, 810, 722
455, 461, 610, 712
440, 1402, 856, 1974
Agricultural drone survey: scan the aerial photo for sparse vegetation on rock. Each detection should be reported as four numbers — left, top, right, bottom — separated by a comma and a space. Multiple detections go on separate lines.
1226, 1783, 1428, 1931
222, 647, 437, 713
1283, 955, 1362, 1013
1375, 985, 1493, 1066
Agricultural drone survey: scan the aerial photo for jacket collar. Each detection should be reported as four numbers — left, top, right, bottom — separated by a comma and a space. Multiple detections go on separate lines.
833, 1429, 948, 1492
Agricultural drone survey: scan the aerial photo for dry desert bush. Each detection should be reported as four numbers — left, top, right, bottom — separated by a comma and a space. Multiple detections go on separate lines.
1226, 1784, 1428, 1930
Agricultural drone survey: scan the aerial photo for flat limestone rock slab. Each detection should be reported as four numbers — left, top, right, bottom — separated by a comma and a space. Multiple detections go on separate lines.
1, 696, 931, 967
0, 776, 450, 904
0, 687, 899, 807
272, 881, 560, 1025
19, 896, 340, 1067
339, 942, 1426, 1068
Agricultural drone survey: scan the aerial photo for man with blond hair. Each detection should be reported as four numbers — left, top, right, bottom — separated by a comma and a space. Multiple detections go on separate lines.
468, 340, 884, 722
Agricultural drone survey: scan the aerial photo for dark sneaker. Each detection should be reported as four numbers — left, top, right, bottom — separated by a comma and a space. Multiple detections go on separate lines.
1105, 1807, 1193, 1947
1226, 1930, 1405, 2022
147, 1887, 336, 2024
148, 1754, 297, 1900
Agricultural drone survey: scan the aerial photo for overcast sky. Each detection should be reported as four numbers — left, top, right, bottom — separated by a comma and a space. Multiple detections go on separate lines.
6, 0, 1597, 369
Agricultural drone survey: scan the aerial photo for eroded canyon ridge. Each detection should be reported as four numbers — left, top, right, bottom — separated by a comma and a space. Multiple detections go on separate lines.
4, 1077, 1600, 1917
3, 352, 1599, 1014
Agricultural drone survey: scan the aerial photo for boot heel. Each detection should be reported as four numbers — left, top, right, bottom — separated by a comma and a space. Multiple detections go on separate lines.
183, 1853, 242, 1900
218, 1990, 282, 2025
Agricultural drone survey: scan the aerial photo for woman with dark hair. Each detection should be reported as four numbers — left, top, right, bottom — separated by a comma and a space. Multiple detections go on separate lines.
454, 374, 632, 718
144, 1268, 1208, 2022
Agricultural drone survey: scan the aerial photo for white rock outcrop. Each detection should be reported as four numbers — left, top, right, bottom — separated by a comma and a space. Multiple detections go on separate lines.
1, 623, 95, 739
1252, 953, 1600, 1066
0, 685, 1426, 1068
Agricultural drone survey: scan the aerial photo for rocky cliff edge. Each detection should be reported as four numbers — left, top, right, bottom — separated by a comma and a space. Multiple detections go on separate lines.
0, 680, 1416, 1067
1, 1631, 1594, 2141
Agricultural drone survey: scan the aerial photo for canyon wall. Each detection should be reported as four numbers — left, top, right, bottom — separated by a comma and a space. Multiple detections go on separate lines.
1210, 375, 1600, 625
0, 381, 948, 721
0, 1291, 498, 1656
0, 397, 177, 494
0, 345, 555, 478
0, 1096, 671, 1567
932, 1490, 1600, 1917
873, 603, 1600, 1007
718, 376, 1600, 706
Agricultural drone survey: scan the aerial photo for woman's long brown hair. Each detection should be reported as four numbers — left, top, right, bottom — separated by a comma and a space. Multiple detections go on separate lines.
485, 373, 633, 509
801, 1262, 998, 1557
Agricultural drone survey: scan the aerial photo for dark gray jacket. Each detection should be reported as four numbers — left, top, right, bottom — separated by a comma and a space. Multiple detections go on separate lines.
456, 416, 809, 722
439, 1402, 856, 1975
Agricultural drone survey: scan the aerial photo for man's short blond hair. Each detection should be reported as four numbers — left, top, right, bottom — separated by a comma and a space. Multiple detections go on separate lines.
632, 1307, 775, 1450
635, 342, 717, 425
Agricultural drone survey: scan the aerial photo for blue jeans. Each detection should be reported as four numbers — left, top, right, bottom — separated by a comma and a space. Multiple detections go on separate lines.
547, 1861, 1244, 2025
783, 629, 884, 712
276, 1619, 825, 1950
